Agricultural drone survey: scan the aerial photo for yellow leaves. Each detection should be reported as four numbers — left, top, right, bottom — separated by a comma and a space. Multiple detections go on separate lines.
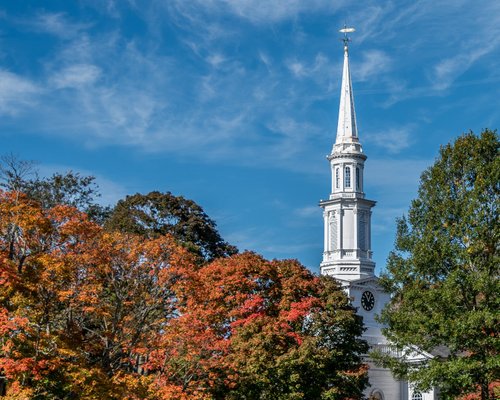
1, 381, 34, 400
153, 382, 212, 400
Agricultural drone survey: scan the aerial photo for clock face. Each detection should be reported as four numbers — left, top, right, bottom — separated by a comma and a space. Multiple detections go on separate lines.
361, 291, 375, 311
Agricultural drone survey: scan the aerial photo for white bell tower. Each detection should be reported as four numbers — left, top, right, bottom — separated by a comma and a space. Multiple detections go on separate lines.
320, 27, 376, 281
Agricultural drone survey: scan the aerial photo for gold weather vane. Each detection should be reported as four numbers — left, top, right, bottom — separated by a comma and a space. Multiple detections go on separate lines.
339, 25, 355, 48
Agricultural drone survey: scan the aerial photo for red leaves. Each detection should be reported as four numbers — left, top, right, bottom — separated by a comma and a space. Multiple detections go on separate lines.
0, 308, 27, 336
0, 191, 193, 397
457, 382, 500, 400
282, 296, 318, 323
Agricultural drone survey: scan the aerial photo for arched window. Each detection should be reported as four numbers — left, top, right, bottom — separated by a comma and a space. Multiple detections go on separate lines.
335, 168, 340, 189
356, 167, 360, 190
345, 166, 351, 188
370, 390, 384, 400
411, 392, 423, 400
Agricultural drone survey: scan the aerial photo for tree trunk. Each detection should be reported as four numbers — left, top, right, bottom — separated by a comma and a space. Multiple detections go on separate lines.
480, 380, 489, 400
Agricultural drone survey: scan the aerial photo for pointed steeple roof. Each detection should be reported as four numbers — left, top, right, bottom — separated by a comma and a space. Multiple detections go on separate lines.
332, 28, 363, 155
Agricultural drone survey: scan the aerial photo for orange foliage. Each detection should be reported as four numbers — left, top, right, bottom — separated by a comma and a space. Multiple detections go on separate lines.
0, 190, 194, 398
458, 382, 500, 400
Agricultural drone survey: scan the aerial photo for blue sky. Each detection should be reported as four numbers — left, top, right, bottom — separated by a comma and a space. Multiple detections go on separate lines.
1, 1, 499, 274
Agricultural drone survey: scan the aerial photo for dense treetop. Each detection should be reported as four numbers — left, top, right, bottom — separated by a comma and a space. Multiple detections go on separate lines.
105, 191, 237, 262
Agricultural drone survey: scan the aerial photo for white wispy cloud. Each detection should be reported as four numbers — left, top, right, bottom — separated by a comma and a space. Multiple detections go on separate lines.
50, 64, 101, 89
365, 126, 414, 154
287, 61, 306, 78
206, 53, 226, 68
354, 50, 391, 82
28, 3, 369, 167
286, 53, 331, 80
3, 0, 499, 172
431, 42, 498, 91
168, 0, 344, 24
0, 69, 40, 116
258, 51, 272, 70
29, 12, 93, 39
429, 0, 500, 91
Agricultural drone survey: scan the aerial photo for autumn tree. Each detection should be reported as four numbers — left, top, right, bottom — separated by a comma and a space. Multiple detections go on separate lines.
376, 130, 500, 400
0, 190, 369, 399
105, 191, 237, 262
0, 190, 194, 399
149, 252, 369, 400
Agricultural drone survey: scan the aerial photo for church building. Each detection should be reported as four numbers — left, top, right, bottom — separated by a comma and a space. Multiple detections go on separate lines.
319, 27, 438, 400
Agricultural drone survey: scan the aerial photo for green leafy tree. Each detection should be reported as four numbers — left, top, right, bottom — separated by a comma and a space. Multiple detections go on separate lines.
375, 130, 499, 400
105, 191, 237, 262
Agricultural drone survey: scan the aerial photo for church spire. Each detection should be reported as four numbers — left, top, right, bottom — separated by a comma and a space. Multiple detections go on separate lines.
333, 27, 362, 155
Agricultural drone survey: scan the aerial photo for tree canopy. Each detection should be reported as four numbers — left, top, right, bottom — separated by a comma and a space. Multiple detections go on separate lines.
376, 129, 499, 400
105, 191, 238, 262
0, 190, 191, 398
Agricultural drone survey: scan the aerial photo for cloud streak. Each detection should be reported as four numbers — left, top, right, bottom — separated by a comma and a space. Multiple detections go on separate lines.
0, 69, 40, 116
365, 126, 415, 154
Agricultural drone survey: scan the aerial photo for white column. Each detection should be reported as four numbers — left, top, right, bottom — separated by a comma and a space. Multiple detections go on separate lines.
361, 165, 364, 192
331, 164, 335, 194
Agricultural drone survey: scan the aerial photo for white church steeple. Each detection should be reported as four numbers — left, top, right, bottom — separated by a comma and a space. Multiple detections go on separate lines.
318, 29, 439, 400
320, 27, 375, 281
